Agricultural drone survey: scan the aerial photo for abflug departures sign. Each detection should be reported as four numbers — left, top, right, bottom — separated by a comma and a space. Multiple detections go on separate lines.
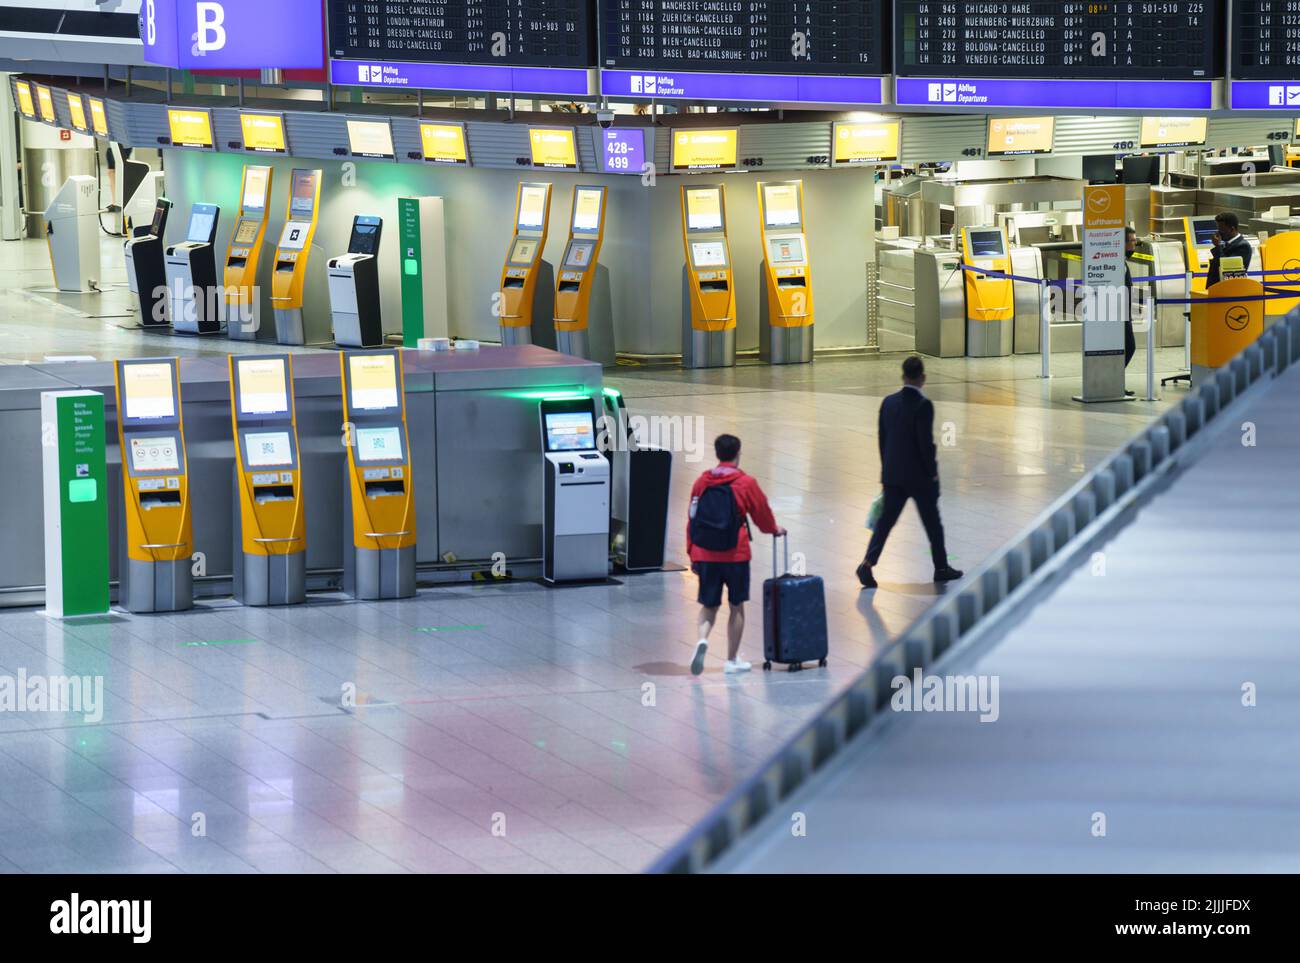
139, 0, 324, 69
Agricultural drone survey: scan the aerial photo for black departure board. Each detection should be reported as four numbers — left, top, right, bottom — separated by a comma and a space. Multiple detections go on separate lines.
600, 1, 888, 75
895, 1, 1222, 79
1233, 0, 1300, 78
328, 1, 595, 68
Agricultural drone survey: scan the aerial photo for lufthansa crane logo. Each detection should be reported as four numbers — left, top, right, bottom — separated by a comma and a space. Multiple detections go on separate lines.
1286, 257, 1300, 282
1087, 191, 1111, 214
1225, 305, 1251, 331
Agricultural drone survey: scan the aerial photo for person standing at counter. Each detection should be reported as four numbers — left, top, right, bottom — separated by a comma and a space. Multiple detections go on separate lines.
1207, 212, 1253, 287
1123, 227, 1139, 398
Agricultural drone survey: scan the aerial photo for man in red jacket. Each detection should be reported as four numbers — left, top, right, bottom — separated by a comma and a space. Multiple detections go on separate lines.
687, 434, 784, 676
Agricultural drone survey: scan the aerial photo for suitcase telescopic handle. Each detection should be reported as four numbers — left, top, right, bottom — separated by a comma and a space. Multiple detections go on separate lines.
774, 532, 788, 578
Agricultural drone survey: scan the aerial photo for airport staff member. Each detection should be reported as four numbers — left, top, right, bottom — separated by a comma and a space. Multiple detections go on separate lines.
1207, 212, 1253, 287
857, 357, 963, 590
1123, 228, 1139, 397
687, 434, 784, 677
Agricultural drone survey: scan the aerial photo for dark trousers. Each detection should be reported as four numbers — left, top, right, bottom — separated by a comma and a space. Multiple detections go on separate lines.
865, 483, 950, 571
1124, 317, 1136, 368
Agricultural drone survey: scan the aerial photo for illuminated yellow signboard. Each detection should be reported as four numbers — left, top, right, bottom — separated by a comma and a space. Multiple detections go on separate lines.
1139, 116, 1208, 149
346, 119, 395, 159
67, 94, 88, 132
168, 108, 214, 149
987, 116, 1055, 157
241, 113, 287, 153
88, 98, 109, 137
14, 80, 34, 118
672, 129, 738, 171
529, 128, 577, 169
419, 122, 468, 165
833, 121, 901, 165
35, 85, 55, 123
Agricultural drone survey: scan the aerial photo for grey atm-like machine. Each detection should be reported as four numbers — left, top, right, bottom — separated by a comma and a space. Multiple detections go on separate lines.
125, 199, 173, 328
541, 398, 610, 585
601, 390, 672, 573
165, 203, 221, 335
328, 216, 384, 348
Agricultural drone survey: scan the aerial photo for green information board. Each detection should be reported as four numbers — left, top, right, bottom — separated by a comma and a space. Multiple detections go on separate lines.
398, 196, 424, 346
41, 391, 109, 617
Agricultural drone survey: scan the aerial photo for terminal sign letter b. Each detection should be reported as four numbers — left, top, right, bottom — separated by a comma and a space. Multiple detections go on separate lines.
144, 0, 156, 44
197, 2, 227, 52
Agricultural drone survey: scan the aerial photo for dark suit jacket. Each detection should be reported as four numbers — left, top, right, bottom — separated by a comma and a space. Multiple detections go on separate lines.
878, 387, 939, 490
1207, 233, 1253, 288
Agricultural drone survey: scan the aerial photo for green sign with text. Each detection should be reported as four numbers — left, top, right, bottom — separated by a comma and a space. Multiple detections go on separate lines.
42, 391, 109, 617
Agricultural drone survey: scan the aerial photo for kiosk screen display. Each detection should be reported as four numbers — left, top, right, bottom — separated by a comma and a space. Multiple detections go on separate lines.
565, 241, 595, 269
245, 431, 293, 468
129, 436, 181, 473
236, 358, 289, 416
234, 220, 260, 245
685, 188, 724, 231
289, 171, 318, 217
968, 231, 1006, 258
768, 236, 805, 265
351, 222, 380, 255
122, 363, 176, 422
243, 167, 271, 213
691, 241, 727, 268
573, 188, 603, 232
348, 354, 400, 411
544, 412, 596, 452
187, 209, 216, 243
279, 221, 312, 251
355, 427, 403, 462
1192, 220, 1219, 245
347, 119, 395, 159
509, 238, 540, 265
762, 184, 801, 228
518, 186, 548, 229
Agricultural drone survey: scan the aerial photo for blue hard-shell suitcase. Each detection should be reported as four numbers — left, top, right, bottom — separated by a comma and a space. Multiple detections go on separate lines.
762, 535, 829, 672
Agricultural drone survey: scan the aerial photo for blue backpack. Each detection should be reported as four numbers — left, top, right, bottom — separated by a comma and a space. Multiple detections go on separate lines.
690, 481, 747, 551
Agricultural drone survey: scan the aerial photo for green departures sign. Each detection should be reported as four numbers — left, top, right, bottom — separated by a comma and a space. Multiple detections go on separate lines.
42, 391, 109, 618
399, 196, 424, 347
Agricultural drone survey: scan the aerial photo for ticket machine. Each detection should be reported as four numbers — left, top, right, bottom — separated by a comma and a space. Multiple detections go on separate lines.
756, 180, 815, 365
960, 226, 1015, 357
681, 184, 737, 368
165, 203, 221, 335
224, 165, 273, 340
340, 351, 416, 600
1184, 217, 1220, 295
328, 215, 384, 348
125, 198, 173, 328
43, 175, 100, 293
271, 168, 325, 345
498, 182, 555, 347
114, 358, 192, 614
600, 389, 671, 573
554, 185, 615, 365
540, 398, 610, 585
228, 355, 306, 606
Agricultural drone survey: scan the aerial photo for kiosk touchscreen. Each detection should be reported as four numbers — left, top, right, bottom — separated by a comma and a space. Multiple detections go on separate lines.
340, 351, 416, 600
114, 358, 193, 613
960, 226, 1015, 357
540, 398, 610, 585
328, 215, 385, 348
1184, 217, 1220, 295
680, 184, 737, 369
225, 165, 273, 340
43, 175, 100, 293
498, 182, 556, 348
756, 180, 815, 365
124, 198, 173, 327
229, 355, 306, 605
165, 203, 221, 335
554, 185, 615, 365
271, 169, 326, 345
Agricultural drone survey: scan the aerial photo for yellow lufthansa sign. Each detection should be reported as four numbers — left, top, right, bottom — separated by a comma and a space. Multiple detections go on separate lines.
419, 123, 468, 164
833, 122, 900, 164
673, 129, 738, 171
987, 116, 1055, 156
168, 109, 213, 148
67, 94, 88, 132
529, 128, 577, 169
35, 85, 55, 123
88, 98, 109, 137
240, 113, 286, 153
14, 80, 34, 118
1140, 116, 1207, 149
1083, 184, 1126, 230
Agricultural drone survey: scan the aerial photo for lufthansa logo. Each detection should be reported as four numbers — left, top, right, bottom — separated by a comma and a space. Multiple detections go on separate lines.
1287, 257, 1300, 281
1087, 191, 1111, 214
1225, 305, 1251, 331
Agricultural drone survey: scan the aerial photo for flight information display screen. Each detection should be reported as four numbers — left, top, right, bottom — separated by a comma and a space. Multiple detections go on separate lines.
328, 1, 594, 68
1232, 1, 1300, 78
600, 1, 887, 74
895, 0, 1222, 79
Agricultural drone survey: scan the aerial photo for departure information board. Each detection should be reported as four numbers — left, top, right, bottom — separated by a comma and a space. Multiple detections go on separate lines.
328, 1, 594, 68
895, 1, 1222, 79
1232, 1, 1300, 78
600, 1, 887, 75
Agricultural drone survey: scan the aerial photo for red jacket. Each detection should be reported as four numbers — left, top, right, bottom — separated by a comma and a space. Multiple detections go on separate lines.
686, 464, 779, 563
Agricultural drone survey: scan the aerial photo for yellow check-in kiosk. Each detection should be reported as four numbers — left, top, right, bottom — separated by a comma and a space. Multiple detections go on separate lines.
1184, 216, 1219, 295
114, 359, 193, 614
1190, 268, 1264, 385
1258, 231, 1300, 322
224, 165, 273, 340
680, 184, 737, 369
499, 182, 556, 348
554, 185, 615, 365
271, 168, 327, 345
756, 180, 815, 365
340, 350, 416, 600
960, 226, 1015, 357
229, 355, 306, 606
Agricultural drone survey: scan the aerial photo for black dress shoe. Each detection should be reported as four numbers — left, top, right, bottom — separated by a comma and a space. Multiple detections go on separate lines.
933, 566, 964, 583
856, 561, 878, 589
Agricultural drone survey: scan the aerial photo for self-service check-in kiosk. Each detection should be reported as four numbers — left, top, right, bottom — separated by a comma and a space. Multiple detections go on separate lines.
757, 180, 815, 365
1184, 217, 1219, 295
340, 351, 416, 600
328, 216, 384, 348
114, 358, 192, 613
681, 184, 737, 369
229, 355, 305, 606
224, 165, 273, 340
499, 182, 556, 348
272, 168, 326, 345
44, 175, 100, 293
541, 398, 610, 585
165, 203, 221, 335
125, 198, 173, 328
554, 185, 615, 365
960, 226, 1015, 357
600, 389, 671, 573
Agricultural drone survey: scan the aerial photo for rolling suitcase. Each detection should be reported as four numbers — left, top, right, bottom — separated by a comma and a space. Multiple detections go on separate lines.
762, 534, 828, 672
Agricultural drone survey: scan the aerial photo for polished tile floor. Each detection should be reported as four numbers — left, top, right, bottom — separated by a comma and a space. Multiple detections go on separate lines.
0, 236, 1190, 872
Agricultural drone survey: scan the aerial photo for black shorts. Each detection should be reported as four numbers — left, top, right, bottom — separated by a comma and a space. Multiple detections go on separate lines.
696, 561, 750, 607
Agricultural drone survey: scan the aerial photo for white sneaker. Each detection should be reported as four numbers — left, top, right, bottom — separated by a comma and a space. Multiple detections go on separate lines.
724, 659, 752, 674
690, 640, 708, 676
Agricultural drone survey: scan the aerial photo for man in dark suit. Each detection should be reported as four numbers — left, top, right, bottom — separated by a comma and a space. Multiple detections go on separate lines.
856, 356, 963, 589
1206, 211, 1253, 288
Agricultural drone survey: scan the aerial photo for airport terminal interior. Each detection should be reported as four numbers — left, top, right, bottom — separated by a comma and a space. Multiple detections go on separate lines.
0, 1, 1294, 878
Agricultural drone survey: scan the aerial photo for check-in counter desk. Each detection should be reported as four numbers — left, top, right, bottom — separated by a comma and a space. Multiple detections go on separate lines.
0, 347, 603, 607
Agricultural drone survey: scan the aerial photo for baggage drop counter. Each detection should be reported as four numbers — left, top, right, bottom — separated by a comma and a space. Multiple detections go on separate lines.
0, 347, 603, 608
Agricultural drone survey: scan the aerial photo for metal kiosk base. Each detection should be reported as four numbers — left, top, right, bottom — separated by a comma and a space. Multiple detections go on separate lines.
341, 466, 416, 601
122, 559, 193, 614
231, 469, 306, 606
681, 267, 736, 369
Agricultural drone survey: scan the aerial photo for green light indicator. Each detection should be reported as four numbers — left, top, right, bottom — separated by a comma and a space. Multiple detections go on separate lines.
602, 387, 621, 398
68, 478, 97, 503
403, 258, 419, 276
